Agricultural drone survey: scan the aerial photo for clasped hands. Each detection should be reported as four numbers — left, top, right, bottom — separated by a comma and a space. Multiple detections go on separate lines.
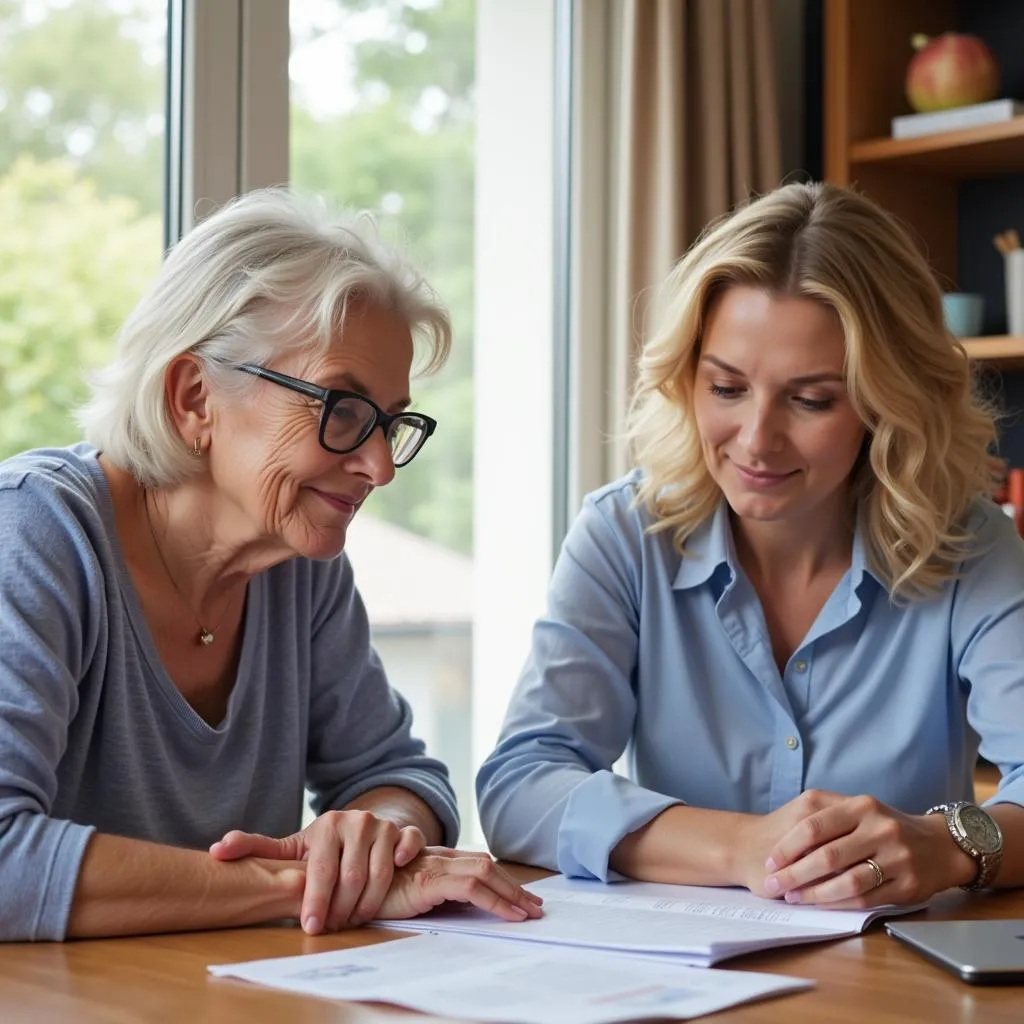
738, 789, 974, 908
209, 810, 542, 934
207, 790, 969, 928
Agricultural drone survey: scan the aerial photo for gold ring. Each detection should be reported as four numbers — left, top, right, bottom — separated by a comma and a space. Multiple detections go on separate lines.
864, 857, 885, 890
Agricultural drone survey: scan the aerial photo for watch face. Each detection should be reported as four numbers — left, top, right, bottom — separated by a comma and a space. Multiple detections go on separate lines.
956, 804, 1003, 854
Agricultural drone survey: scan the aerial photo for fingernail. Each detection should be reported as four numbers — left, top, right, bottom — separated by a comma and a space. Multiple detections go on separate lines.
511, 906, 528, 919
764, 857, 777, 872
209, 842, 222, 853
785, 891, 801, 904
764, 876, 781, 895
304, 916, 321, 934
526, 892, 544, 904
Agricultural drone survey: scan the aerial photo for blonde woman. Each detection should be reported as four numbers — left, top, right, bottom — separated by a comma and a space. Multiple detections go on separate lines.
478, 181, 1024, 907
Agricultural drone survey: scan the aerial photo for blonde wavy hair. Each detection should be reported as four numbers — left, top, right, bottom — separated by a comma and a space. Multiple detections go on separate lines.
627, 181, 1001, 599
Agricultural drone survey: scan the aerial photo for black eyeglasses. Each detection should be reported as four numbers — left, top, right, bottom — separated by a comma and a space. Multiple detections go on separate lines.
236, 364, 436, 467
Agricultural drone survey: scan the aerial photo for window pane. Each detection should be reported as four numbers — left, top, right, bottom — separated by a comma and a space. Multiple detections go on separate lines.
290, 1, 477, 834
0, 0, 166, 457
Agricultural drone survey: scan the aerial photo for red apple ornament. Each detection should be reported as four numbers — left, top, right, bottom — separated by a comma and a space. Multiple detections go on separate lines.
905, 33, 999, 113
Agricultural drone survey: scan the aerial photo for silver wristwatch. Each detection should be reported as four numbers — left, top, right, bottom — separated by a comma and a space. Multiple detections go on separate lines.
926, 801, 1003, 891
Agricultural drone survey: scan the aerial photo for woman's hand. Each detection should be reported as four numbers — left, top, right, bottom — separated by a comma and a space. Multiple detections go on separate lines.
209, 809, 427, 934
758, 793, 975, 908
734, 789, 848, 896
375, 848, 545, 922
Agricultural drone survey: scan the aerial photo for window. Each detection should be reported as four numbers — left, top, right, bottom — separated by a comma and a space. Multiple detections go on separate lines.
290, 0, 479, 830
290, 1, 560, 842
0, 0, 166, 457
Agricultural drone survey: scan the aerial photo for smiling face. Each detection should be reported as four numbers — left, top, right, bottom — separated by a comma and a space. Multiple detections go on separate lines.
692, 286, 866, 532
209, 300, 415, 561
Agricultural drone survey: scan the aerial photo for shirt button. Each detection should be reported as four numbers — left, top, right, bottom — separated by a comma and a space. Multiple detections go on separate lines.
794, 660, 808, 673
785, 736, 799, 750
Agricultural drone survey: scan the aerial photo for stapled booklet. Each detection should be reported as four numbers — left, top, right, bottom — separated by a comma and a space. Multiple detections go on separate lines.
380, 874, 925, 968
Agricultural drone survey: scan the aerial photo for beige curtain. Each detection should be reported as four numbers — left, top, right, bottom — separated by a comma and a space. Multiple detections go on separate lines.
608, 0, 782, 476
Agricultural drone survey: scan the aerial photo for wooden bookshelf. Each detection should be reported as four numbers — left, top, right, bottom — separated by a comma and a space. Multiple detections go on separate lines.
824, 0, 1018, 286
849, 118, 1024, 177
962, 335, 1024, 367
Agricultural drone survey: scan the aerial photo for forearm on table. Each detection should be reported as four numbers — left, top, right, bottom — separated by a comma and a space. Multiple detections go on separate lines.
343, 786, 444, 845
609, 804, 752, 885
989, 803, 1024, 889
67, 832, 306, 939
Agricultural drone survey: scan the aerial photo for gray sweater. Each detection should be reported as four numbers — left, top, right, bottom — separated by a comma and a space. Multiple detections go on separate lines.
0, 445, 458, 941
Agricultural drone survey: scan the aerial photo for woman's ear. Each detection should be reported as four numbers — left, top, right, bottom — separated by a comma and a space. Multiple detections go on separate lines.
164, 354, 211, 445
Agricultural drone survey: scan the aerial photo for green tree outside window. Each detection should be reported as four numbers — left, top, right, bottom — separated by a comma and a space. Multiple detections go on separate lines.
0, 0, 474, 553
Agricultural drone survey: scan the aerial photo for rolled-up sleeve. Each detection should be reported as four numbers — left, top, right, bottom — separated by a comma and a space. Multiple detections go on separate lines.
952, 507, 1024, 809
476, 492, 680, 880
305, 556, 459, 845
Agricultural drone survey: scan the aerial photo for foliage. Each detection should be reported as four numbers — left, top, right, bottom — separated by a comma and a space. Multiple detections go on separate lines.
291, 0, 475, 551
0, 0, 475, 552
0, 157, 161, 457
0, 0, 164, 213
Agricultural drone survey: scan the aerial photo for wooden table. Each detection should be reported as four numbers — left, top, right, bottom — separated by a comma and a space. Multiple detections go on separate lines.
3, 866, 1022, 1024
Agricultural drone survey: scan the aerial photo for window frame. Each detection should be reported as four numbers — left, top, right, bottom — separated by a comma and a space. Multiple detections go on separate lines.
167, 0, 288, 244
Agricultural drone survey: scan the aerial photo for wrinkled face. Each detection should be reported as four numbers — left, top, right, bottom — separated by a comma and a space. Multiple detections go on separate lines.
692, 287, 866, 529
210, 301, 415, 561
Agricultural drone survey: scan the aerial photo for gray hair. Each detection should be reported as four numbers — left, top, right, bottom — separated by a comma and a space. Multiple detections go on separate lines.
79, 188, 452, 487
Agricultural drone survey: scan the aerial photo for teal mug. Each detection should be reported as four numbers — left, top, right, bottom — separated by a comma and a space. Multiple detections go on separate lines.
941, 293, 984, 338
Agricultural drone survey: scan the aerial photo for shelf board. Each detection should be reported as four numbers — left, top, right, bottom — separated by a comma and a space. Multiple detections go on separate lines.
962, 335, 1024, 368
849, 118, 1024, 177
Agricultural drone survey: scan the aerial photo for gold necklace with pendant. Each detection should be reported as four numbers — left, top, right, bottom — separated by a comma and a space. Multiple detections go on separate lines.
144, 495, 232, 647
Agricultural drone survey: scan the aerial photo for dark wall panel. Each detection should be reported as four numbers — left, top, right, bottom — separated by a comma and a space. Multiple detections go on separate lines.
956, 0, 1024, 336
957, 179, 1024, 336
955, 0, 1024, 463
802, 0, 823, 182
955, 0, 1024, 98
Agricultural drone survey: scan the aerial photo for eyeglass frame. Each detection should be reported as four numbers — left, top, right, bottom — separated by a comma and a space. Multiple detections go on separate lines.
234, 363, 437, 466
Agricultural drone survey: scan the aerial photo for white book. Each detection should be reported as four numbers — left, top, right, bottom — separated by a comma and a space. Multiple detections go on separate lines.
892, 98, 1024, 139
210, 931, 814, 1024
379, 874, 925, 967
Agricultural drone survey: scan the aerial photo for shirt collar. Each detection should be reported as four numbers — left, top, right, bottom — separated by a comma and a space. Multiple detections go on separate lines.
671, 499, 885, 593
672, 500, 735, 590
849, 502, 885, 592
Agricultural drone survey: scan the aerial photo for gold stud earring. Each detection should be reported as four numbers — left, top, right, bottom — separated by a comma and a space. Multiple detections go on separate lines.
192, 436, 203, 458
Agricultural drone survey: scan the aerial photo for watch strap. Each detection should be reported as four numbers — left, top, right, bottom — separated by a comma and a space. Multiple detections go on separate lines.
926, 801, 1003, 891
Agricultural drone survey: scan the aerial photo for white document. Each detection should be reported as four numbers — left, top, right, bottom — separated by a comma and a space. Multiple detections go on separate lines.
209, 931, 813, 1024
380, 874, 923, 966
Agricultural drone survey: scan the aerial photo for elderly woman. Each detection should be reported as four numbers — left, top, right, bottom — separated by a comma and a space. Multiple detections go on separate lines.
478, 182, 1024, 908
0, 189, 540, 942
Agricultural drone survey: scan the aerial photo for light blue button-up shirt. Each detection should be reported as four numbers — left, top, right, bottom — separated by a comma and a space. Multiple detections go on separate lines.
477, 472, 1024, 880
